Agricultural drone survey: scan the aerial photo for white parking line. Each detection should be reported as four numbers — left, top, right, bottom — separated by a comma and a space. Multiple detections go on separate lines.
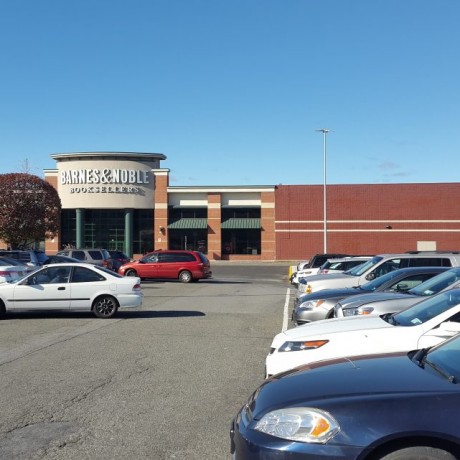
282, 288, 291, 332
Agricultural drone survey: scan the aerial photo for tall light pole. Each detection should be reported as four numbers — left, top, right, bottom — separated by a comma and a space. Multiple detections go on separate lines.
316, 128, 330, 253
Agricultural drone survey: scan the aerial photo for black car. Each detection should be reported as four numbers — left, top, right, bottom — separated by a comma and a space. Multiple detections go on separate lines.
42, 255, 83, 264
231, 334, 460, 460
109, 250, 131, 271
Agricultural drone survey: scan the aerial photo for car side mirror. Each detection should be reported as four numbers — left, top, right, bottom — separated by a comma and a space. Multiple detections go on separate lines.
365, 272, 376, 281
395, 283, 409, 292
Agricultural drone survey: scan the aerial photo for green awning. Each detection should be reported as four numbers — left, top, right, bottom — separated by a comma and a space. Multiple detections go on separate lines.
221, 218, 261, 229
168, 218, 208, 229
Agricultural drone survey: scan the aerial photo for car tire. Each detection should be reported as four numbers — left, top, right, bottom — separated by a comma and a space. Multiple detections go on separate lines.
125, 269, 138, 277
92, 295, 119, 319
379, 446, 457, 460
179, 270, 192, 283
0, 301, 6, 319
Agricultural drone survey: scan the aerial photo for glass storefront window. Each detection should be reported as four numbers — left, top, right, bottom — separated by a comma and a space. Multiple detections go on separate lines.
60, 209, 153, 255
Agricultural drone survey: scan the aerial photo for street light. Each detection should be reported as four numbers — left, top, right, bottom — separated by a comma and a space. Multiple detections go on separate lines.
316, 128, 331, 253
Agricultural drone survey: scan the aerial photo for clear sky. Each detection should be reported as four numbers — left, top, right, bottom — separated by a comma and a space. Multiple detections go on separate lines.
1, 0, 459, 186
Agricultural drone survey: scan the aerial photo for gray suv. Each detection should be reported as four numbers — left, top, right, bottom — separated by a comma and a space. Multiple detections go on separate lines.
297, 252, 460, 296
56, 248, 113, 270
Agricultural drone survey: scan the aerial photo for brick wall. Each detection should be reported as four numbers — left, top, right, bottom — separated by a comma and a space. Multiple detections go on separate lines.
275, 183, 460, 261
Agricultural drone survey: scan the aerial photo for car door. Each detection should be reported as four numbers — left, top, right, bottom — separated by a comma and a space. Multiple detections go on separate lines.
157, 252, 180, 279
68, 265, 108, 310
11, 266, 71, 310
136, 253, 159, 278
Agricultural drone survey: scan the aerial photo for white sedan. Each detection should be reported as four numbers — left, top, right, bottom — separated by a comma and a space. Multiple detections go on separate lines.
0, 263, 143, 318
266, 288, 460, 377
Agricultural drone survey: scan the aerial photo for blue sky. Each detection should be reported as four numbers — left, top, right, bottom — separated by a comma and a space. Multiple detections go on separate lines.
1, 0, 459, 186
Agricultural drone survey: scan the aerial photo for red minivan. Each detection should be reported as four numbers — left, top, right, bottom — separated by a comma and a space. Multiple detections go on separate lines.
118, 250, 212, 283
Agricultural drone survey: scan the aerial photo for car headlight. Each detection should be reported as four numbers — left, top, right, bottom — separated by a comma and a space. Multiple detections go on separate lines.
278, 339, 329, 352
254, 407, 339, 443
342, 306, 375, 316
300, 300, 325, 310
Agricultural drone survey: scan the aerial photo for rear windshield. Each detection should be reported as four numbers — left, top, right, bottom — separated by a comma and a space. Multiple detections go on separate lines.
197, 252, 210, 264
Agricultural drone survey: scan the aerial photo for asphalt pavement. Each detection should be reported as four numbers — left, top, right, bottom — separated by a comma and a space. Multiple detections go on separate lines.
0, 262, 293, 460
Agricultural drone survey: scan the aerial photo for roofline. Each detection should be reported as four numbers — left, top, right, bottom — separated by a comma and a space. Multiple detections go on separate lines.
50, 151, 167, 161
167, 185, 276, 193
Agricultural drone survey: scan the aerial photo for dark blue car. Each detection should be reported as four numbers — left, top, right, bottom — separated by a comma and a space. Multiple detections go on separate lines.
230, 334, 460, 460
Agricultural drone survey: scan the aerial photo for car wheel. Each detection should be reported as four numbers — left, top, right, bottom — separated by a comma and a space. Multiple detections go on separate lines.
0, 301, 6, 319
92, 295, 119, 319
379, 446, 457, 460
125, 269, 138, 277
179, 270, 192, 283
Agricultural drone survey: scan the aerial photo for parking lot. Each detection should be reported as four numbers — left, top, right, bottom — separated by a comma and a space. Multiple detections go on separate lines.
0, 262, 291, 460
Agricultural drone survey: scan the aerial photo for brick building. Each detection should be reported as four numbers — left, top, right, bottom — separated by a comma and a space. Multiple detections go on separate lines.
43, 152, 460, 261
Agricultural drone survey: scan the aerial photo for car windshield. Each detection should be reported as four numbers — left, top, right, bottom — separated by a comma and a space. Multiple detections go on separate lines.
346, 256, 383, 276
359, 269, 411, 292
391, 289, 460, 327
421, 335, 460, 384
408, 268, 460, 297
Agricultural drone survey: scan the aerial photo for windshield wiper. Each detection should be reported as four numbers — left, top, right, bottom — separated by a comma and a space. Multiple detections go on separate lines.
423, 359, 457, 383
382, 313, 399, 325
412, 348, 428, 367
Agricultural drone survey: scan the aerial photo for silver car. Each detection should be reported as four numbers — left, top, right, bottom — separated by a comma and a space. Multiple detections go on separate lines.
334, 267, 460, 318
292, 266, 448, 325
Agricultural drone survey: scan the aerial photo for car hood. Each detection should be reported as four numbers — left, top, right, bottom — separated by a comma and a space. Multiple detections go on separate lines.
339, 292, 411, 305
249, 353, 452, 420
300, 273, 354, 283
298, 287, 364, 302
273, 316, 390, 343
340, 293, 422, 310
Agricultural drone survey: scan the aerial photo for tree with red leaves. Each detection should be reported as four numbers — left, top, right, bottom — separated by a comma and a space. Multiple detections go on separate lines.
0, 173, 61, 249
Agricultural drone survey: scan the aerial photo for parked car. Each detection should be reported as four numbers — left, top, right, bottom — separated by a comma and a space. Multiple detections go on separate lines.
0, 249, 47, 267
42, 255, 83, 265
295, 253, 351, 272
291, 253, 351, 282
0, 263, 143, 318
318, 256, 372, 274
109, 250, 131, 271
265, 288, 460, 377
293, 266, 448, 325
335, 266, 460, 318
118, 250, 212, 283
297, 252, 460, 295
0, 257, 31, 283
232, 333, 460, 460
56, 248, 113, 270
292, 256, 373, 286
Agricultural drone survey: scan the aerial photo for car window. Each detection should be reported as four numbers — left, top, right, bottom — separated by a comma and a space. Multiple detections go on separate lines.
71, 266, 106, 283
87, 250, 104, 261
410, 268, 460, 296
394, 290, 460, 326
387, 273, 435, 292
142, 253, 158, 263
197, 253, 210, 264
426, 335, 460, 382
48, 266, 71, 283
409, 257, 453, 267
72, 251, 86, 261
348, 256, 383, 276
